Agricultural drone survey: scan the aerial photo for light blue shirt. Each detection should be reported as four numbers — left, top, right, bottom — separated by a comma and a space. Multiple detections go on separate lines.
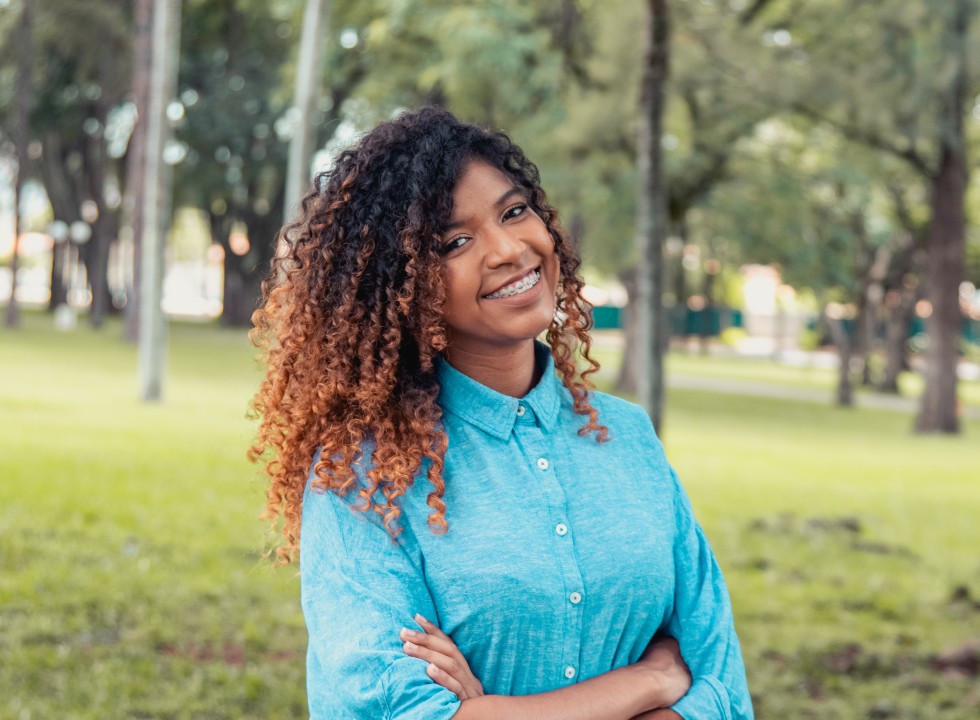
301, 342, 753, 719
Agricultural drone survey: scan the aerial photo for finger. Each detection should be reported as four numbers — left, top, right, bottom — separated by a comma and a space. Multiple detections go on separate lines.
414, 614, 452, 640
426, 662, 467, 699
404, 643, 475, 699
403, 642, 467, 679
400, 626, 464, 660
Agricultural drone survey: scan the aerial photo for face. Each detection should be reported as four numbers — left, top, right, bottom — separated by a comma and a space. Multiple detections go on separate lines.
438, 160, 560, 358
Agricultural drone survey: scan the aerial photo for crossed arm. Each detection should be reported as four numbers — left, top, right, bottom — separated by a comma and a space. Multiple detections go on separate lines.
401, 614, 689, 720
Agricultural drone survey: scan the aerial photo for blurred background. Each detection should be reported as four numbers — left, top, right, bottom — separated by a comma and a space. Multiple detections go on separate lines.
1, 1, 979, 718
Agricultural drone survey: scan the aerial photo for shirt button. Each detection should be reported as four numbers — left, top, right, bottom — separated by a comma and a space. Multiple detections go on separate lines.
516, 405, 526, 416
536, 458, 549, 470
555, 523, 568, 536
564, 665, 576, 679
569, 592, 582, 605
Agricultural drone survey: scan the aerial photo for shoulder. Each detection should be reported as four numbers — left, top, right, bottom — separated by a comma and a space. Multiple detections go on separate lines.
301, 444, 424, 565
585, 389, 659, 439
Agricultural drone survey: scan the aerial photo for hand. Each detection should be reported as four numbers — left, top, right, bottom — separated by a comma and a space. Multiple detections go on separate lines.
400, 614, 485, 701
635, 637, 691, 708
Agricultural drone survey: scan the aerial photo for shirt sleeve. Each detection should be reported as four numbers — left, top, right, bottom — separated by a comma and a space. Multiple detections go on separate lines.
664, 464, 754, 720
300, 455, 461, 720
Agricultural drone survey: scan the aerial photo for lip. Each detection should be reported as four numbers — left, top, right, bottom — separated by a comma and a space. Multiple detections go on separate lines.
482, 267, 541, 299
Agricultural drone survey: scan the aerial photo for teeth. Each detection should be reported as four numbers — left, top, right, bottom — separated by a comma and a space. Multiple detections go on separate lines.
485, 270, 540, 299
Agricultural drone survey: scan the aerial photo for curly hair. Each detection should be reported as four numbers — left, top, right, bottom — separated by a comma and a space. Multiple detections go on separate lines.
249, 107, 607, 563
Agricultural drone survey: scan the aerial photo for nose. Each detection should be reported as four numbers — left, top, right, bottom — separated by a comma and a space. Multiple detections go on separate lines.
484, 225, 526, 268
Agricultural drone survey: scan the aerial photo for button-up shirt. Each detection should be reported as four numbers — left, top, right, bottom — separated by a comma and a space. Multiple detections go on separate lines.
301, 342, 753, 719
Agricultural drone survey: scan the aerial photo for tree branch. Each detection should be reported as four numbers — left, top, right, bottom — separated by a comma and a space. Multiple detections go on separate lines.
739, 0, 775, 26
790, 103, 935, 179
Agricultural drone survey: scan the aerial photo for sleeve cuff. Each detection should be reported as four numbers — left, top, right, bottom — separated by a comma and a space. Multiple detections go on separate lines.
671, 675, 732, 720
379, 661, 462, 720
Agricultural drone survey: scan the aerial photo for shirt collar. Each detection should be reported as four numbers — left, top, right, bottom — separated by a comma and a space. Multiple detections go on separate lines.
435, 341, 561, 440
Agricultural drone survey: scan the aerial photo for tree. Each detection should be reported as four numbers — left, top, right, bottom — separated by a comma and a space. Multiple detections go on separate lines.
744, 0, 975, 432
525, 0, 782, 415
635, 0, 670, 430
173, 0, 592, 326
3, 0, 33, 329
284, 0, 330, 221
0, 0, 132, 327
122, 0, 153, 342
913, 0, 971, 433
174, 0, 297, 326
697, 117, 935, 406
138, 0, 181, 402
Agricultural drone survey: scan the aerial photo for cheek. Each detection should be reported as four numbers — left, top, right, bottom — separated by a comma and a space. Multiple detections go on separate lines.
441, 264, 482, 325
545, 248, 561, 287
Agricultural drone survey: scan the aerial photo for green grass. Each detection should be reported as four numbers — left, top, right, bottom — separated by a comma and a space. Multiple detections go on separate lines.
2, 313, 978, 719
589, 335, 980, 410
1, 314, 306, 720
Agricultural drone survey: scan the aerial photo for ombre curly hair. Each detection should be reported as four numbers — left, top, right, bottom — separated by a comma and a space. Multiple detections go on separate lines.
249, 107, 606, 563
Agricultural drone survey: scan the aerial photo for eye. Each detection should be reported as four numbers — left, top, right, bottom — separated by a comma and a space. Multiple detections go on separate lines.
503, 203, 528, 221
439, 235, 471, 255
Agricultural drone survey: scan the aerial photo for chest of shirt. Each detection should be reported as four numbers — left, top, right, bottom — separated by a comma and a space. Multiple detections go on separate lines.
403, 414, 679, 641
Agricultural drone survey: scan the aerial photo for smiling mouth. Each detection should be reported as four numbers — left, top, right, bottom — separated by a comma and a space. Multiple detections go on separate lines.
483, 268, 542, 299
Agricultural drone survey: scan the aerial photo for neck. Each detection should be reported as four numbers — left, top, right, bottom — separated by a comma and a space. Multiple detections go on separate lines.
445, 340, 540, 398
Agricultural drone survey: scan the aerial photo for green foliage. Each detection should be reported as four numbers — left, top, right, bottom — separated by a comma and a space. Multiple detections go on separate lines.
0, 0, 130, 140
718, 326, 748, 347
176, 0, 295, 221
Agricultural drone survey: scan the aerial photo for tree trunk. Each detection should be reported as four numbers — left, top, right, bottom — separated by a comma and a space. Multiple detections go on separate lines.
220, 251, 265, 327
123, 0, 153, 343
827, 315, 854, 407
49, 243, 69, 308
856, 244, 891, 387
83, 131, 112, 328
699, 259, 715, 357
635, 0, 670, 433
4, 0, 33, 328
915, 0, 969, 434
616, 269, 639, 395
915, 145, 966, 433
139, 0, 181, 403
853, 289, 872, 386
284, 0, 331, 221
881, 286, 916, 394
40, 134, 83, 311
221, 201, 282, 327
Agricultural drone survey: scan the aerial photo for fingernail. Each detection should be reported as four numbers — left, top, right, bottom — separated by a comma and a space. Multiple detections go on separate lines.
403, 641, 417, 652
414, 613, 430, 625
400, 627, 418, 640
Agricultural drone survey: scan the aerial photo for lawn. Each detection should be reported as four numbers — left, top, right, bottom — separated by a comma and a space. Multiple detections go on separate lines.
1, 314, 978, 719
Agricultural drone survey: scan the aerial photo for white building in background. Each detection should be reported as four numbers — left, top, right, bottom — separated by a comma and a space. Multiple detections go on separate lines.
1, 229, 225, 320
736, 264, 810, 359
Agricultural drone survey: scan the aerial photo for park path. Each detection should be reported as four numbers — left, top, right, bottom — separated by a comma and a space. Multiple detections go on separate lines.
667, 373, 980, 421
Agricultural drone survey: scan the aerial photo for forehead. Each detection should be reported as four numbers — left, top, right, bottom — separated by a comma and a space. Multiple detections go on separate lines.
450, 161, 518, 215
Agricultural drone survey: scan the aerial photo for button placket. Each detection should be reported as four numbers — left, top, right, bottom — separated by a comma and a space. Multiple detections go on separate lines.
518, 430, 583, 690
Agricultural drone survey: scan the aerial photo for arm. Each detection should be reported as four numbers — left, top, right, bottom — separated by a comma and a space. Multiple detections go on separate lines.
403, 616, 691, 720
663, 466, 754, 720
448, 667, 670, 720
301, 477, 461, 720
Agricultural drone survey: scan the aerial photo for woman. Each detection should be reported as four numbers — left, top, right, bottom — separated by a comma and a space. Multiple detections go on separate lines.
250, 108, 753, 719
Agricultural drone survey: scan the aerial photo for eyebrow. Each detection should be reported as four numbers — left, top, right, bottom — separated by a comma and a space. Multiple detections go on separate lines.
444, 187, 525, 232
